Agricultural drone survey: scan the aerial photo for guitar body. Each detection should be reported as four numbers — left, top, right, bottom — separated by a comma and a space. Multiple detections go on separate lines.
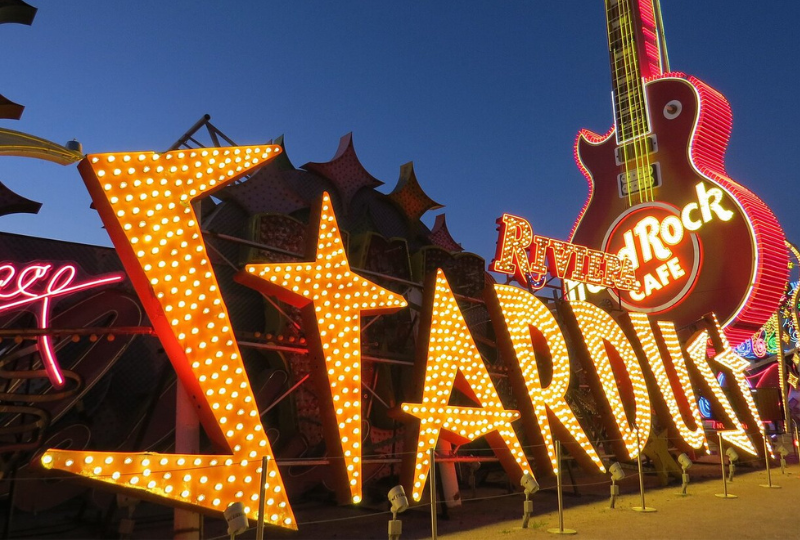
571, 74, 787, 344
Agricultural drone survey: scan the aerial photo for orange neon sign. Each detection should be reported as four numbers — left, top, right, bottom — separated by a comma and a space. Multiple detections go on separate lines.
39, 151, 765, 531
235, 192, 407, 504
399, 270, 531, 501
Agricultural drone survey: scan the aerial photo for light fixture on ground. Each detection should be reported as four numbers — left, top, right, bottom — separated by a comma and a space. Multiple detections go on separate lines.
776, 438, 789, 474
223, 502, 249, 540
520, 472, 539, 528
726, 447, 739, 482
608, 462, 625, 508
676, 453, 692, 495
388, 485, 409, 540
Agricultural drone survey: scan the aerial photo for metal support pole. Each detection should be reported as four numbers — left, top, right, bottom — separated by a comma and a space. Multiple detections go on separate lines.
174, 383, 201, 539
388, 515, 402, 540
547, 441, 576, 535
609, 481, 619, 508
776, 313, 792, 435
715, 433, 737, 499
429, 448, 437, 540
632, 427, 656, 512
522, 495, 533, 529
2, 466, 17, 540
760, 432, 780, 488
437, 440, 461, 509
256, 456, 268, 540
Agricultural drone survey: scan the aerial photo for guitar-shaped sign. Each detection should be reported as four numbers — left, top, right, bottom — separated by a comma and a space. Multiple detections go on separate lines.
569, 0, 788, 345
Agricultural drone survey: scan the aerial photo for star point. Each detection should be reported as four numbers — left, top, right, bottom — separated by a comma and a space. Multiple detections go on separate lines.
237, 192, 407, 501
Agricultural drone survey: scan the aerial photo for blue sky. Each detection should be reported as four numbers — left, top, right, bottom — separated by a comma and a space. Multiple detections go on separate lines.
2, 1, 798, 265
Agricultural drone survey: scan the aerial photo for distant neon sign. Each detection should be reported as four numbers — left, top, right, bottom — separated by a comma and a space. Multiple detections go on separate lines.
0, 262, 124, 387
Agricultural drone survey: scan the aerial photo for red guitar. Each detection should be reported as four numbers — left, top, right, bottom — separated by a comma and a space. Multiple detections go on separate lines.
569, 0, 788, 345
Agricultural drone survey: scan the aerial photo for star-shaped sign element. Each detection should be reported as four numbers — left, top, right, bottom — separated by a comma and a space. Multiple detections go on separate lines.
236, 192, 407, 503
400, 269, 531, 501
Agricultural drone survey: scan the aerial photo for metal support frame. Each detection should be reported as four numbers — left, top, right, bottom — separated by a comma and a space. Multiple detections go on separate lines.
547, 440, 576, 535
715, 433, 737, 499
632, 426, 656, 512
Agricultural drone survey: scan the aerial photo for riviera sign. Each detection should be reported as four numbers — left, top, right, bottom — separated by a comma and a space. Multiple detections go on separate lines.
491, 213, 637, 290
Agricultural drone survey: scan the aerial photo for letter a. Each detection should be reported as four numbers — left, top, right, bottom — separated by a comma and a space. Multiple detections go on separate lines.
400, 270, 532, 501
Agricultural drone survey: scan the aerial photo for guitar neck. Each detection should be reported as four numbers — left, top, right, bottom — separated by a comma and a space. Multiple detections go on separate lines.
605, 0, 664, 142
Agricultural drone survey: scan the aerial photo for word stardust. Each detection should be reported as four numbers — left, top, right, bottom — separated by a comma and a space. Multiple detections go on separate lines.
41, 147, 765, 532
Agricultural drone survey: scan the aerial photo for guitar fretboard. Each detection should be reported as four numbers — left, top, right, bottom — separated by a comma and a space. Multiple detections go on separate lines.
606, 0, 662, 142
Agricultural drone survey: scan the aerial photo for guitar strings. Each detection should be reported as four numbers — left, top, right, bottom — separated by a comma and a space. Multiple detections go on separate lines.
632, 0, 657, 203
607, 0, 635, 207
621, 0, 652, 205
612, 0, 655, 205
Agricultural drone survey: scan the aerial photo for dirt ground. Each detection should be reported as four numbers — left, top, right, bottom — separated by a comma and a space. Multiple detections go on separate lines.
247, 458, 800, 540
10, 456, 798, 539
440, 465, 799, 540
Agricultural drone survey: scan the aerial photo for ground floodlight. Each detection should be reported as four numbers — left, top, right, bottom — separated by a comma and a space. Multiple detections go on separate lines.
775, 442, 789, 474
223, 502, 248, 540
609, 462, 625, 482
521, 472, 539, 496
726, 447, 738, 482
520, 472, 539, 528
608, 462, 625, 508
388, 485, 408, 540
677, 454, 692, 495
388, 485, 408, 517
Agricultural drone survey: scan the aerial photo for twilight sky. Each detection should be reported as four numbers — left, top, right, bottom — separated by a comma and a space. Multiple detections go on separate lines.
2, 1, 798, 266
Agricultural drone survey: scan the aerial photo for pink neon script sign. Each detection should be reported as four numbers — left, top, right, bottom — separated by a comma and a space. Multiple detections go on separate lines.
0, 263, 124, 388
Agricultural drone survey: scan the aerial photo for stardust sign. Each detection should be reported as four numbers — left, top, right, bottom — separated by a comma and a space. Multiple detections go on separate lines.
41, 147, 769, 531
